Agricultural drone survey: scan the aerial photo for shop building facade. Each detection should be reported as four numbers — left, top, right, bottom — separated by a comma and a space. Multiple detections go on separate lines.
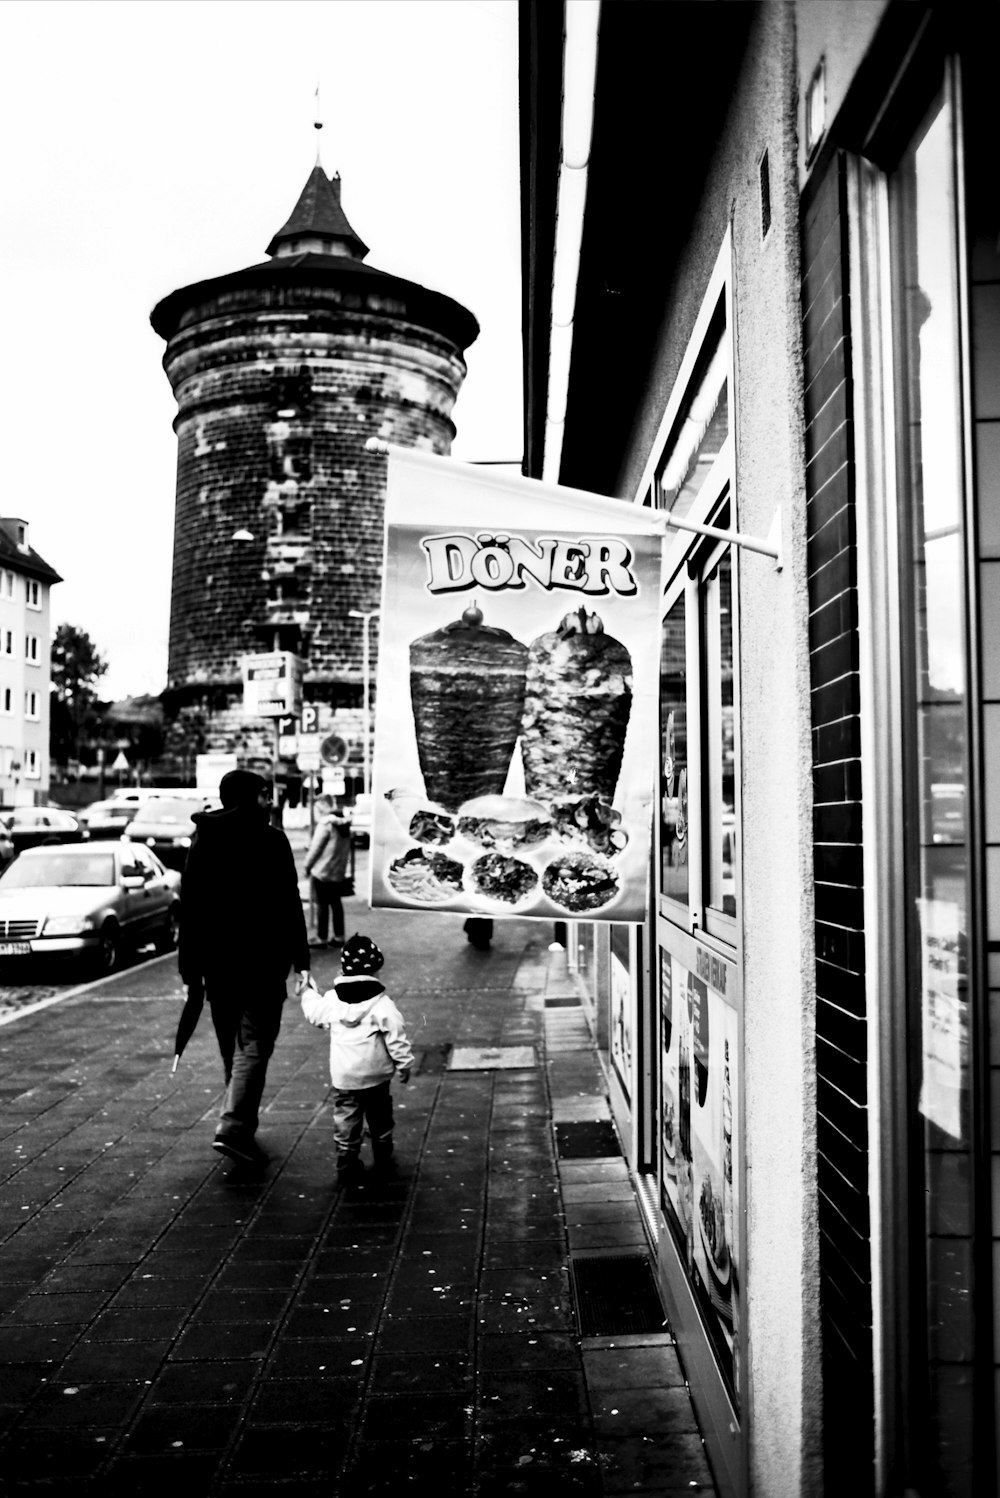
519, 3, 997, 1495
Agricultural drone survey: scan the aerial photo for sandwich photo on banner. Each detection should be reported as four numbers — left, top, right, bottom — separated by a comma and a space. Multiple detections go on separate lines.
369, 448, 663, 924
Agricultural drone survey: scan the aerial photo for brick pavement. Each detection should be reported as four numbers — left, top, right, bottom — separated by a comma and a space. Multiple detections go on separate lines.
0, 857, 717, 1496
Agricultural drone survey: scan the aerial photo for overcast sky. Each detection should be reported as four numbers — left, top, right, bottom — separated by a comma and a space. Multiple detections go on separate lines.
0, 0, 522, 700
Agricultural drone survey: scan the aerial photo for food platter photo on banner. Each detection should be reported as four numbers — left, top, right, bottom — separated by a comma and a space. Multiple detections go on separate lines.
368, 446, 663, 924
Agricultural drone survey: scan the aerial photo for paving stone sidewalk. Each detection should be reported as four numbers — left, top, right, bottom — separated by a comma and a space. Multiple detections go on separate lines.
0, 866, 717, 1495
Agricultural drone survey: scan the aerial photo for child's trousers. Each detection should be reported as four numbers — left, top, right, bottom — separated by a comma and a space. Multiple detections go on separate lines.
331, 1080, 394, 1172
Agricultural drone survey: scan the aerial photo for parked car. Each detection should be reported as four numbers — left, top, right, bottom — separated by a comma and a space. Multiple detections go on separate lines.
79, 798, 141, 840
121, 796, 220, 870
0, 841, 181, 974
0, 822, 14, 869
1, 807, 88, 854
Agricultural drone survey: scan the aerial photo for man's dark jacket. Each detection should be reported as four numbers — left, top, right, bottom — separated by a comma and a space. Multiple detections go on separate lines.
178, 805, 310, 986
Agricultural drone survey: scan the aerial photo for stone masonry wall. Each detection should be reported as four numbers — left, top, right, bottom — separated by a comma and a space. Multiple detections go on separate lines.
163, 291, 468, 698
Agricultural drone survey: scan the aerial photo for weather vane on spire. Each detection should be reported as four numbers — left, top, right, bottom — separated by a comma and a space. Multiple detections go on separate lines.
313, 82, 323, 165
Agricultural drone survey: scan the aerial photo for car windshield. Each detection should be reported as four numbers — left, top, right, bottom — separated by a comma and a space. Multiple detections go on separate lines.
1, 853, 116, 888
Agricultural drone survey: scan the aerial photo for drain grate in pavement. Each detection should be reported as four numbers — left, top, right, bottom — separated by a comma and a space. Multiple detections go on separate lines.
448, 1045, 537, 1071
571, 1254, 666, 1337
555, 1120, 620, 1159
544, 996, 581, 1008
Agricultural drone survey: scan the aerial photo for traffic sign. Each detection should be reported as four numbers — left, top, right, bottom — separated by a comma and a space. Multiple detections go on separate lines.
297, 732, 322, 771
321, 734, 349, 766
242, 652, 304, 718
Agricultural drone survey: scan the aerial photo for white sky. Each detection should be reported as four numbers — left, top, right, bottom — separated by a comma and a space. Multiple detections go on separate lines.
0, 0, 522, 700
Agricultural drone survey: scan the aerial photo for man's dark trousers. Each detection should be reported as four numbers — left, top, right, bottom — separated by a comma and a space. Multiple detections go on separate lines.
209, 979, 286, 1144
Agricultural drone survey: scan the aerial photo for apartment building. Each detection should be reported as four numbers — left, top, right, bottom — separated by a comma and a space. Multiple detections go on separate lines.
0, 518, 61, 805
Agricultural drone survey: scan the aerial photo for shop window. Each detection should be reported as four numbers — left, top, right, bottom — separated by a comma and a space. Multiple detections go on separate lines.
703, 550, 736, 930
658, 526, 738, 943
890, 77, 977, 1487
660, 593, 688, 907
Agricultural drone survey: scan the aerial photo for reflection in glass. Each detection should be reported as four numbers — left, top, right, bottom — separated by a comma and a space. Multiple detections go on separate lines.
657, 327, 729, 519
894, 87, 974, 1491
660, 596, 688, 904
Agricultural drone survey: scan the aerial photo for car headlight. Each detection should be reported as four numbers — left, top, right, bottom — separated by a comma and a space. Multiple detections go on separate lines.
176, 836, 192, 848
43, 915, 94, 937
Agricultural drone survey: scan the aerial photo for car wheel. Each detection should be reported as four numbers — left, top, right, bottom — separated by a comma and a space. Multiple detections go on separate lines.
155, 907, 180, 955
93, 923, 121, 976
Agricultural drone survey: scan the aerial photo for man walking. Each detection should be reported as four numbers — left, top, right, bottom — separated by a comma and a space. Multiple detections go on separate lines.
179, 769, 311, 1166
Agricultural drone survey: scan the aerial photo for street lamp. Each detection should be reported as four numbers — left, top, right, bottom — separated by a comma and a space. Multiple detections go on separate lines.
348, 609, 379, 797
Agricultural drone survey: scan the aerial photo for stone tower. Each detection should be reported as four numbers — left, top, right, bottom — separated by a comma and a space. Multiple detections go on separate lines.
151, 163, 478, 772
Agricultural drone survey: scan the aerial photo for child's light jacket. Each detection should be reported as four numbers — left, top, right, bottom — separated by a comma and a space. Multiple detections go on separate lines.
301, 975, 414, 1089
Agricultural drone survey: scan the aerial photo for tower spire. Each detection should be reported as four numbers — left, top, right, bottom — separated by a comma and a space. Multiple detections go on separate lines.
313, 82, 323, 166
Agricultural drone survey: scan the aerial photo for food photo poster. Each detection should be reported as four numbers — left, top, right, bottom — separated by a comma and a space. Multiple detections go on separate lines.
369, 448, 664, 923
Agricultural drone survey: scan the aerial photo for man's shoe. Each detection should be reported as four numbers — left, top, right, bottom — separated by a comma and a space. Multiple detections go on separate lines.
213, 1136, 268, 1167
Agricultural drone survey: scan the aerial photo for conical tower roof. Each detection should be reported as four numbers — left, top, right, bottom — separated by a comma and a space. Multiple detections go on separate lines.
266, 165, 369, 260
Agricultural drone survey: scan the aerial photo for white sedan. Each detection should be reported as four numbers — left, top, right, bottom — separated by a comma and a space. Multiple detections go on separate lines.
0, 842, 181, 975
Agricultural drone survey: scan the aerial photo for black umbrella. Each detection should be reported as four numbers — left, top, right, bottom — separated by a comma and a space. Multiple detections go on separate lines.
171, 978, 205, 1072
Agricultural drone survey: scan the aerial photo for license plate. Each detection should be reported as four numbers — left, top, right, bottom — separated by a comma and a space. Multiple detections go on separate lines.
0, 942, 31, 956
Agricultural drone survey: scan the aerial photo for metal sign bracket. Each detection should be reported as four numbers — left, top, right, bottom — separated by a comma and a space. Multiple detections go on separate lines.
662, 506, 783, 571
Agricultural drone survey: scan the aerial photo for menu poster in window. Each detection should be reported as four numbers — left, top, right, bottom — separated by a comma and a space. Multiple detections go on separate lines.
662, 957, 694, 1246
660, 951, 680, 1208
917, 896, 967, 1141
690, 982, 739, 1396
610, 951, 632, 1102
370, 447, 663, 922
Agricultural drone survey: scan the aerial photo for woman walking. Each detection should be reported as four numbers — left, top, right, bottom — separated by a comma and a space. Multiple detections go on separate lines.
304, 795, 353, 948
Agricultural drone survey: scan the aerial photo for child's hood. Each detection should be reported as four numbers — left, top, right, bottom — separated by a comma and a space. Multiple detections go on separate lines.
326, 975, 387, 1027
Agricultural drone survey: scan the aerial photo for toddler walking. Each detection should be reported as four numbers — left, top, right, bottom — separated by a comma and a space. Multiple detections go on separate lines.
301, 934, 413, 1182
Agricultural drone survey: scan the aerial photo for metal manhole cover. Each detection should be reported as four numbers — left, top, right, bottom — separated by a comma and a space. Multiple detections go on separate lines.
448, 1046, 537, 1070
555, 1120, 620, 1159
571, 1254, 666, 1337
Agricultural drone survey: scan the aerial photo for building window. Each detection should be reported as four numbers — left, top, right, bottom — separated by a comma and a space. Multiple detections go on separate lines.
26, 580, 40, 609
25, 635, 39, 663
649, 236, 742, 1417
25, 749, 39, 779
3, 632, 12, 656
1, 571, 13, 599
2, 688, 12, 714
25, 691, 39, 719
660, 593, 689, 907
655, 310, 729, 520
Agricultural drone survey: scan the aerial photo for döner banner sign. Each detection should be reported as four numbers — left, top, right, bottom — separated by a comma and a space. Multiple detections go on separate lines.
369, 447, 664, 923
